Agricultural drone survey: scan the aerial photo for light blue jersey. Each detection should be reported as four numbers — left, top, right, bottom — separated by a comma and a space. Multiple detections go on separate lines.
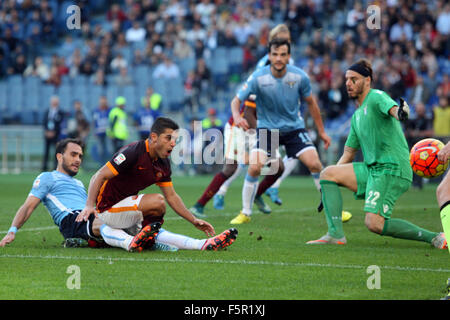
237, 64, 311, 132
256, 54, 270, 69
29, 171, 87, 226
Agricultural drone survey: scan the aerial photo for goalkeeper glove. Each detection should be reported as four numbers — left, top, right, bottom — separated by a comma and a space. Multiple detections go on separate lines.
397, 98, 410, 121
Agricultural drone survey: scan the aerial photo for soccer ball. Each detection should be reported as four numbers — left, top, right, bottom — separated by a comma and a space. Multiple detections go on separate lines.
410, 138, 449, 178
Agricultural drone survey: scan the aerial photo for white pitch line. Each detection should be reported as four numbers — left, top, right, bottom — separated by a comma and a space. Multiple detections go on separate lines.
0, 226, 58, 234
0, 253, 448, 273
0, 203, 438, 234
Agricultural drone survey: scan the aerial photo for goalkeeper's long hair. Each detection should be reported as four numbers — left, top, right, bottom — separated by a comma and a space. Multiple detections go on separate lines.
352, 58, 373, 82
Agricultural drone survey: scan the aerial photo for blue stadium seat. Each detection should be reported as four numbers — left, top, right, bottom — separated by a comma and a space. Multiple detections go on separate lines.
87, 84, 105, 111
115, 47, 133, 64
23, 86, 39, 110
72, 74, 88, 86
106, 84, 119, 106
165, 77, 185, 111
177, 56, 196, 79
7, 81, 24, 122
61, 75, 72, 86
24, 76, 41, 92
209, 47, 229, 74
0, 81, 7, 123
228, 46, 243, 74
120, 85, 137, 113
7, 74, 23, 87
133, 64, 151, 87
71, 83, 88, 110
131, 40, 147, 52
39, 84, 57, 110
209, 47, 229, 89
57, 84, 72, 111
150, 77, 167, 107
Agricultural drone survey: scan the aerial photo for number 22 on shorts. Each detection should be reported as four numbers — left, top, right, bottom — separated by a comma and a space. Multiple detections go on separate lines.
365, 190, 380, 207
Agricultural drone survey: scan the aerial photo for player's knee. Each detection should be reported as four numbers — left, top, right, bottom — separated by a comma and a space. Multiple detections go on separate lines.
154, 194, 166, 215
141, 194, 166, 216
248, 156, 264, 176
364, 213, 384, 234
319, 165, 336, 182
308, 161, 323, 174
248, 163, 261, 177
222, 162, 237, 178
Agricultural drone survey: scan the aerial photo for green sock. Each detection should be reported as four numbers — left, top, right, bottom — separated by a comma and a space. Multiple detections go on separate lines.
440, 204, 450, 254
320, 180, 345, 238
381, 218, 438, 243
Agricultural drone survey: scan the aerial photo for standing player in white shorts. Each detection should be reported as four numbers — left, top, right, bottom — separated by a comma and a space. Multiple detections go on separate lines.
189, 98, 286, 217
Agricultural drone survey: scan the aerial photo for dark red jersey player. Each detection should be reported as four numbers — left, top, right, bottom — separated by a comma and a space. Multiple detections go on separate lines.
77, 117, 215, 239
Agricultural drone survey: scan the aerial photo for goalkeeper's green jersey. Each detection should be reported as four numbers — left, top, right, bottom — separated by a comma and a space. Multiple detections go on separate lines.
345, 89, 413, 182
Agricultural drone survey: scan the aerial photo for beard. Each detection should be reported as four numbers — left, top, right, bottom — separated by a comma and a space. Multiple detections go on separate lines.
347, 85, 364, 99
272, 63, 286, 73
61, 161, 78, 177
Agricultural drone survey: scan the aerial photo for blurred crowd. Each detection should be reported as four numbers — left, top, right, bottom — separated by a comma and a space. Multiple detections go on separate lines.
0, 0, 449, 168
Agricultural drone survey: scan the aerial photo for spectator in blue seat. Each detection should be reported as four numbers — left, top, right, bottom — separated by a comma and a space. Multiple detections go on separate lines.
8, 53, 27, 75
23, 56, 50, 81
153, 55, 180, 79
114, 66, 133, 86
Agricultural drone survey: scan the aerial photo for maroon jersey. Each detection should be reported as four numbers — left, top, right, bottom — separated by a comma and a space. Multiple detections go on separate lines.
97, 139, 172, 212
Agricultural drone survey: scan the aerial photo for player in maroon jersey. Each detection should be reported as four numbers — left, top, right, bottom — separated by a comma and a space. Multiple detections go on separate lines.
77, 117, 237, 251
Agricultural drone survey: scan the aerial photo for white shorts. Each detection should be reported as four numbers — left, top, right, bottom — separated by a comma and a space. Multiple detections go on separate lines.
223, 122, 257, 163
97, 194, 144, 230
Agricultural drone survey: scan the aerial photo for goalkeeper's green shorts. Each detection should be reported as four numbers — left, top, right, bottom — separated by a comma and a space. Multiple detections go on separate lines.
353, 162, 411, 219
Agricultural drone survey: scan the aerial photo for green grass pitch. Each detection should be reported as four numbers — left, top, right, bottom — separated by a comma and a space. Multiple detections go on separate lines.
0, 172, 448, 300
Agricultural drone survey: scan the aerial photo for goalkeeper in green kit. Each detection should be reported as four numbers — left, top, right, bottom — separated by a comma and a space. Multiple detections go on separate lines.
307, 59, 447, 249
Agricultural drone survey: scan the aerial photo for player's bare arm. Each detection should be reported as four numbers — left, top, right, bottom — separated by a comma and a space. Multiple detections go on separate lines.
160, 185, 215, 237
438, 141, 450, 163
76, 164, 115, 222
243, 103, 257, 129
231, 96, 249, 130
337, 146, 358, 165
0, 195, 40, 246
303, 95, 331, 150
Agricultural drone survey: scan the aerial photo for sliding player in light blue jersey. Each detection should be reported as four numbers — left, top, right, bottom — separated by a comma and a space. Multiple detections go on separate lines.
0, 138, 231, 252
230, 38, 332, 224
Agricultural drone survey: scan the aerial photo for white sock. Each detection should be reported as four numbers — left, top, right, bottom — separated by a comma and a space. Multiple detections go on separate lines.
100, 224, 133, 251
311, 172, 321, 191
155, 228, 205, 250
217, 164, 245, 196
272, 157, 298, 189
242, 173, 259, 215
